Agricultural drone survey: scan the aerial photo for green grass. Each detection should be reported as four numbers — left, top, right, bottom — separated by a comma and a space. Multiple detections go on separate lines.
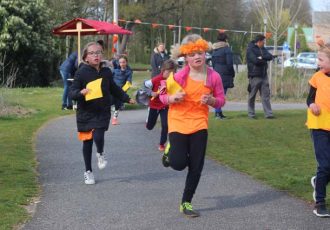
0, 87, 74, 229
207, 110, 319, 203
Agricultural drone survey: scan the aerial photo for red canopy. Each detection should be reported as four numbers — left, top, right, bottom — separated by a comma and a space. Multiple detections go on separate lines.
53, 18, 132, 63
52, 18, 132, 35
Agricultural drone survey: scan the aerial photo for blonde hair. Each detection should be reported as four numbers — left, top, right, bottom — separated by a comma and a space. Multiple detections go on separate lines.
170, 34, 212, 60
318, 42, 330, 59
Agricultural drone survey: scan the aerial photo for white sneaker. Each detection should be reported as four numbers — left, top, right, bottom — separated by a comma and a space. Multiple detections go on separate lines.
84, 170, 95, 185
96, 153, 108, 170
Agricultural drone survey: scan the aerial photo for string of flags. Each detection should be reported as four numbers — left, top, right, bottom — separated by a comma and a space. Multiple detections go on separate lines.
118, 18, 271, 37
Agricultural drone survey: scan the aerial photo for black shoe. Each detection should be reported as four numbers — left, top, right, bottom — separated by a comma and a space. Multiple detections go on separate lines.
162, 143, 170, 167
219, 112, 226, 119
62, 105, 68, 110
66, 105, 73, 110
180, 202, 200, 218
313, 203, 330, 217
266, 115, 275, 119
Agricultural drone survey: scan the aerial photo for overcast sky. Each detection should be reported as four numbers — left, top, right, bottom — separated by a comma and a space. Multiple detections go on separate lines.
310, 0, 330, 11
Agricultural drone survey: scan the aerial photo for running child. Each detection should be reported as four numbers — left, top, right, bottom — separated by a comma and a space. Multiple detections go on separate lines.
159, 34, 225, 217
144, 59, 177, 151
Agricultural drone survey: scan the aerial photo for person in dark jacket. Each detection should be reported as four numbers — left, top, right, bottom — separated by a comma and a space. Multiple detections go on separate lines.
59, 51, 78, 110
211, 32, 235, 119
111, 55, 133, 125
70, 42, 135, 185
246, 34, 274, 119
150, 42, 169, 78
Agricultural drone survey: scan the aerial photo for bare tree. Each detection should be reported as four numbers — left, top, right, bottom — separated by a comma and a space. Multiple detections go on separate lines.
252, 0, 305, 97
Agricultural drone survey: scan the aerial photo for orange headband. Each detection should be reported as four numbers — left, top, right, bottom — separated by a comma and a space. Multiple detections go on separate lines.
179, 38, 209, 55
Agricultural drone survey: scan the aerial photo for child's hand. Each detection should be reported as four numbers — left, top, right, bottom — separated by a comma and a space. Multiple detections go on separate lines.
151, 92, 159, 97
80, 88, 90, 96
201, 94, 215, 106
128, 98, 136, 104
309, 103, 321, 116
169, 91, 185, 104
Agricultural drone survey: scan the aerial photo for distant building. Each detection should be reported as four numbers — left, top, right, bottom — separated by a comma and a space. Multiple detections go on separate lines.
312, 11, 330, 49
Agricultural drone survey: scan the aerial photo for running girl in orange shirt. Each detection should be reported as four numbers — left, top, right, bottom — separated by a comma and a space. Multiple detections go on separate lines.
159, 34, 225, 217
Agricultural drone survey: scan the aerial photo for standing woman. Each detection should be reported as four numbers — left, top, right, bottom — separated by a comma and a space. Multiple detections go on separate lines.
159, 34, 225, 217
150, 42, 169, 78
211, 32, 235, 119
70, 42, 134, 185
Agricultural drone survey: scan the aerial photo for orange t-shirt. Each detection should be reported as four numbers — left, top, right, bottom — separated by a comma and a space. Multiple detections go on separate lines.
168, 76, 211, 134
309, 71, 330, 112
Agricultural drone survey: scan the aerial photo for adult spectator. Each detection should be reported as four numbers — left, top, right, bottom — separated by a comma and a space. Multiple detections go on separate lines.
150, 42, 169, 78
211, 32, 235, 119
59, 51, 78, 110
246, 34, 274, 119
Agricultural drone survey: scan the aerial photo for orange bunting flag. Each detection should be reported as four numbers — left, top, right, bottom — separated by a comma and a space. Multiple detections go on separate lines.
266, 32, 272, 39
134, 19, 142, 24
112, 35, 118, 43
168, 24, 175, 30
203, 28, 210, 33
152, 23, 160, 28
185, 26, 192, 32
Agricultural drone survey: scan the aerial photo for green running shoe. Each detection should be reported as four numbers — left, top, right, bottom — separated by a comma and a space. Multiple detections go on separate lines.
179, 202, 200, 218
162, 143, 170, 167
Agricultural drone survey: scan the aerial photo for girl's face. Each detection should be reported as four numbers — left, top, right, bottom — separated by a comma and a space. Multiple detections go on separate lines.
119, 58, 127, 69
185, 51, 206, 69
85, 44, 103, 68
163, 69, 174, 79
317, 51, 330, 73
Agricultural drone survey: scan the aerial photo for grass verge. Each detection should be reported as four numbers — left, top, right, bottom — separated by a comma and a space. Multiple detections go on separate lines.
0, 87, 74, 229
207, 110, 320, 203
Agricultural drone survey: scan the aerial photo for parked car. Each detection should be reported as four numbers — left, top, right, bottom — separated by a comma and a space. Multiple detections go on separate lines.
283, 57, 318, 69
296, 52, 317, 65
177, 52, 212, 67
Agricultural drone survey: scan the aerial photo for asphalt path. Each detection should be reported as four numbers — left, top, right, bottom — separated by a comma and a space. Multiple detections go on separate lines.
23, 103, 330, 230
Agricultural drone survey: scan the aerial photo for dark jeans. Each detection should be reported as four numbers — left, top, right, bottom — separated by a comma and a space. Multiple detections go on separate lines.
146, 107, 168, 145
311, 129, 330, 204
168, 130, 208, 203
82, 128, 105, 172
215, 88, 228, 114
60, 70, 73, 107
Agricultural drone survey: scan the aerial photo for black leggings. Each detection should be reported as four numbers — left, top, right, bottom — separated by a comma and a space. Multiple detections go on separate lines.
146, 107, 168, 145
168, 129, 208, 203
82, 128, 105, 172
113, 97, 123, 111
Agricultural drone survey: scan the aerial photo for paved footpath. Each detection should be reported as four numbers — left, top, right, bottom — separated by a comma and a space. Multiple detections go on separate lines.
23, 103, 330, 230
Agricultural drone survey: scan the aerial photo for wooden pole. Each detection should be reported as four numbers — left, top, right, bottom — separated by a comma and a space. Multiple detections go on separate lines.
77, 21, 82, 64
